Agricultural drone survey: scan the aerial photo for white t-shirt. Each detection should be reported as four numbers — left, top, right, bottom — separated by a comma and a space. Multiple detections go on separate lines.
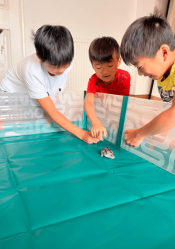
0, 54, 73, 99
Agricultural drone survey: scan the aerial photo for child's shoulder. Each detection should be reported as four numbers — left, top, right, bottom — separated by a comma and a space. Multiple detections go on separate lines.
17, 54, 44, 78
89, 73, 98, 82
23, 54, 41, 70
117, 68, 130, 80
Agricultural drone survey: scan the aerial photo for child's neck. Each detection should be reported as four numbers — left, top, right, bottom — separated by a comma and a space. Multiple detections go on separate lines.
164, 67, 171, 80
163, 51, 175, 80
104, 80, 113, 86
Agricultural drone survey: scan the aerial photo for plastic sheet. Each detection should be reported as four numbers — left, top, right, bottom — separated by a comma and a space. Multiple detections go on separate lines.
0, 91, 84, 137
1, 91, 174, 173
87, 93, 123, 144
121, 97, 175, 174
1, 131, 175, 249
86, 93, 175, 175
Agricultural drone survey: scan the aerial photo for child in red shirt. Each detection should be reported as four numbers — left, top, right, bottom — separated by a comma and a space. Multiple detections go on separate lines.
84, 37, 131, 140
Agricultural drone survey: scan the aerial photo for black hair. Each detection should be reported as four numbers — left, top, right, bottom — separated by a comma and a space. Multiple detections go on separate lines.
0, 29, 3, 34
89, 37, 120, 64
120, 9, 175, 65
31, 25, 74, 67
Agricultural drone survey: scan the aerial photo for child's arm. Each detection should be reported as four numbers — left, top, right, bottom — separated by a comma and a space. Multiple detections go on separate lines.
37, 97, 100, 144
84, 93, 107, 140
123, 96, 175, 147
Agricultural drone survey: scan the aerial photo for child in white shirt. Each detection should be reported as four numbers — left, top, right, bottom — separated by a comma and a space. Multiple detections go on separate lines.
0, 25, 99, 144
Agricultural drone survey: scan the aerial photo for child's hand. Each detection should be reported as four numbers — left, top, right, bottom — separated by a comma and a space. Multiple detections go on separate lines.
81, 130, 100, 144
91, 122, 107, 140
123, 129, 144, 147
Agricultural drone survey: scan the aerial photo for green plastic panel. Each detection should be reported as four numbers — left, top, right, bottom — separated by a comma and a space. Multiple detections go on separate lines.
1, 131, 175, 249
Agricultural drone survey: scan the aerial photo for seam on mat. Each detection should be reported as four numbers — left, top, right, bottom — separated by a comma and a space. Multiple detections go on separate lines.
30, 187, 175, 232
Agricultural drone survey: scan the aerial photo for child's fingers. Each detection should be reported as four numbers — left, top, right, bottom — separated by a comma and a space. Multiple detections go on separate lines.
89, 136, 100, 144
91, 129, 96, 137
123, 129, 129, 135
95, 129, 98, 138
92, 129, 96, 138
99, 130, 103, 141
85, 131, 100, 144
93, 137, 100, 143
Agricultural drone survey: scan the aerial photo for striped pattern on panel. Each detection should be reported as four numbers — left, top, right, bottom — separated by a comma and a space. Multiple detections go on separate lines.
65, 39, 94, 91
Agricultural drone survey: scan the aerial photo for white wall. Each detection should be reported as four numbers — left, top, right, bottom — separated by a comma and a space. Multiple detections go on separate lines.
0, 0, 26, 81
0, 0, 169, 95
167, 0, 175, 24
0, 0, 24, 65
133, 0, 169, 96
9, 0, 25, 63
23, 0, 138, 57
22, 0, 139, 93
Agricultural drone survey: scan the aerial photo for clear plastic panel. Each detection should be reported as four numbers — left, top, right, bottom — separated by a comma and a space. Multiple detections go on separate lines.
87, 93, 123, 144
0, 91, 84, 137
120, 97, 175, 174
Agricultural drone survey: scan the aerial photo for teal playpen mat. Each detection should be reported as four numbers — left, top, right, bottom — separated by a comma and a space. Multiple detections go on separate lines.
1, 91, 175, 248
1, 131, 175, 249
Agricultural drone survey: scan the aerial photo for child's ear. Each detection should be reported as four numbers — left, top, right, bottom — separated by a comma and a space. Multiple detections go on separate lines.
159, 44, 170, 62
117, 57, 122, 67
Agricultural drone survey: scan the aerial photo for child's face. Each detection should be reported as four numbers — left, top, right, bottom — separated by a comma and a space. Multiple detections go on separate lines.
92, 53, 121, 84
134, 46, 172, 80
43, 61, 70, 76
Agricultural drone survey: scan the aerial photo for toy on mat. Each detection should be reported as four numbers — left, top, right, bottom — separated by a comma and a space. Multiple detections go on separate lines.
101, 147, 115, 159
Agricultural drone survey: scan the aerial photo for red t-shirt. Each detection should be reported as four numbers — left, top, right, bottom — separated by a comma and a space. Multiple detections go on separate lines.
86, 69, 130, 96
